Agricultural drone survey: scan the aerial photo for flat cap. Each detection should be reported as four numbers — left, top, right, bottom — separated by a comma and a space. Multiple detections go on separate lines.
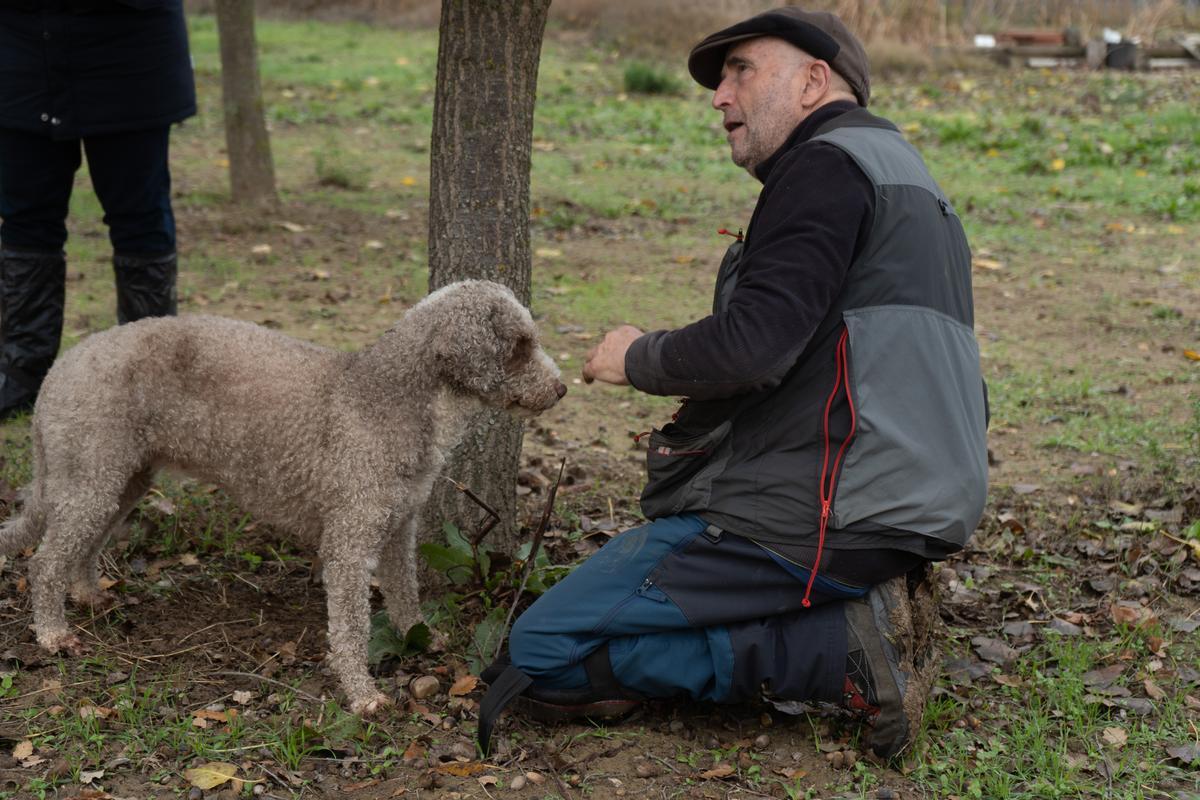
688, 7, 871, 106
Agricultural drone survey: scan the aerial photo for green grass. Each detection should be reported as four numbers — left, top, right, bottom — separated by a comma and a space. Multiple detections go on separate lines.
917, 635, 1200, 799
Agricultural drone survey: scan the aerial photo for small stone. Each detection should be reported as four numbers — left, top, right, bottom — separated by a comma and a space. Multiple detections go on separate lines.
826, 750, 845, 769
635, 762, 658, 778
189, 788, 203, 800
669, 720, 685, 733
253, 784, 266, 796
876, 788, 897, 800
510, 774, 527, 790
754, 734, 771, 749
705, 735, 721, 749
844, 749, 857, 768
525, 771, 545, 785
410, 675, 440, 700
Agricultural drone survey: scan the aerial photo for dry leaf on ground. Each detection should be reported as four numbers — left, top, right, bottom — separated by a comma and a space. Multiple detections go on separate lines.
1101, 727, 1127, 748
184, 762, 239, 790
449, 675, 478, 696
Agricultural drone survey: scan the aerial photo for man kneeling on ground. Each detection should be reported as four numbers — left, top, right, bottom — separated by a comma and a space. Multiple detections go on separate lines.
480, 6, 988, 760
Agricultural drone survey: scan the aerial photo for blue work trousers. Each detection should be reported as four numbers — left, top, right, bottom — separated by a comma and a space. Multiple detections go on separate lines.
510, 514, 863, 705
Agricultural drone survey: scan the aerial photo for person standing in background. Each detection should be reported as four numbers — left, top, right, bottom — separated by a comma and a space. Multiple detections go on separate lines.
0, 0, 196, 420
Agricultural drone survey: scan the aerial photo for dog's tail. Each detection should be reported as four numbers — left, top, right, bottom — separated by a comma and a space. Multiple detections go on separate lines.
0, 427, 48, 555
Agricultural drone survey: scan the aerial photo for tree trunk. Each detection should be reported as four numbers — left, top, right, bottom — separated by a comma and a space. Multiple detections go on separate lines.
423, 0, 551, 555
215, 0, 278, 207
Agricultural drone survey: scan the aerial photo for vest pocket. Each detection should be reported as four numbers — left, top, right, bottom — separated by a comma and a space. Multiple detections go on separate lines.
640, 420, 733, 518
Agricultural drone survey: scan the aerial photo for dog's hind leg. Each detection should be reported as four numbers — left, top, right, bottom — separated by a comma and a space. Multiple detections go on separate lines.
29, 477, 128, 655
376, 514, 423, 634
68, 468, 153, 608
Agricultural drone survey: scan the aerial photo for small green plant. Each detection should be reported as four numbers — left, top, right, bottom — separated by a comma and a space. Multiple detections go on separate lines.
623, 62, 681, 95
314, 143, 370, 190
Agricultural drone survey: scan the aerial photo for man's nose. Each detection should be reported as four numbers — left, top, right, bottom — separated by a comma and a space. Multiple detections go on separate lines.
712, 78, 733, 110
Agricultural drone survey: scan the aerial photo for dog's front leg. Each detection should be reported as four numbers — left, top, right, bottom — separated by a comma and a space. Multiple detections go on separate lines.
376, 514, 423, 633
318, 542, 392, 715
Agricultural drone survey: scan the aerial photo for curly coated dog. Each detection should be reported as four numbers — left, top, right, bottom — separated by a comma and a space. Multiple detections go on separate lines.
0, 280, 565, 713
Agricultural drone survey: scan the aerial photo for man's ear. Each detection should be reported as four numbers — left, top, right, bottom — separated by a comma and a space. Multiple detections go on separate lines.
801, 59, 832, 104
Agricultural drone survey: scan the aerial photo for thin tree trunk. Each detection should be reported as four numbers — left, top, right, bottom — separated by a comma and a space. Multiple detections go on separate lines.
424, 0, 551, 555
215, 0, 278, 207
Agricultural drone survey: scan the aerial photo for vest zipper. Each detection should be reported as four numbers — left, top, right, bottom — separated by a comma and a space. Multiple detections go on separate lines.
802, 326, 858, 608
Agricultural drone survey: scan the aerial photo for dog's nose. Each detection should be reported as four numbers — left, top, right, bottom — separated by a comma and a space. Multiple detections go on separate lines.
555, 381, 567, 399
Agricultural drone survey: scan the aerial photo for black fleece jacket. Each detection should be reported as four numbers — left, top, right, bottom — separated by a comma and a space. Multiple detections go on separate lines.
625, 100, 874, 397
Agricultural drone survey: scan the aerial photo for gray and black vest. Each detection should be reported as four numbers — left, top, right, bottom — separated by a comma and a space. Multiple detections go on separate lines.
640, 109, 988, 556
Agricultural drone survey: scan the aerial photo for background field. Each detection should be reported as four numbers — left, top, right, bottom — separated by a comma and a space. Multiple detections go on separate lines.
1, 11, 1199, 800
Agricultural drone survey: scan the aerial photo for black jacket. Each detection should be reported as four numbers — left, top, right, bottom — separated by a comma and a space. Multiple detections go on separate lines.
0, 0, 196, 139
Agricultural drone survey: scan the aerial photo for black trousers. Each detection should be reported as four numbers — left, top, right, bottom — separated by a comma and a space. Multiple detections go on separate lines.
0, 125, 176, 255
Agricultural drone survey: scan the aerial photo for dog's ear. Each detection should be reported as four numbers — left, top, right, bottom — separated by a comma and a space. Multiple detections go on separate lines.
491, 300, 536, 372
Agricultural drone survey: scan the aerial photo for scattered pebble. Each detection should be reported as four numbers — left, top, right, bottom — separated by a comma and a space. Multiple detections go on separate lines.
252, 784, 266, 795
754, 734, 771, 749
188, 788, 203, 800
635, 762, 659, 778
525, 770, 546, 785
510, 774, 527, 790
669, 720, 684, 733
410, 675, 440, 700
876, 788, 897, 799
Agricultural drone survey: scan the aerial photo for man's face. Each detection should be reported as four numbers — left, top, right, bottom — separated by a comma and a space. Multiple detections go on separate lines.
712, 37, 811, 173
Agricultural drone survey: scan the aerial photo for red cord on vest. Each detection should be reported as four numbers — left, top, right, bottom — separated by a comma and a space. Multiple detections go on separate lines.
717, 228, 744, 242
802, 327, 857, 608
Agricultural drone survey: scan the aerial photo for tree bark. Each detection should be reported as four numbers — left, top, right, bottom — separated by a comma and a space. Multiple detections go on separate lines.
215, 0, 278, 207
424, 0, 551, 555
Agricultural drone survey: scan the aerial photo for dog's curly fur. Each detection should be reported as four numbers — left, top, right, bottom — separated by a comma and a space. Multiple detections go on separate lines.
0, 280, 565, 714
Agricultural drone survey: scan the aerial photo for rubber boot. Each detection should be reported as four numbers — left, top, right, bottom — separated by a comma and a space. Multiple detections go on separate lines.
0, 248, 66, 420
113, 251, 177, 324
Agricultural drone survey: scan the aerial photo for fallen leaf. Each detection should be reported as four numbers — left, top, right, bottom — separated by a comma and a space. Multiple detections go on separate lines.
700, 764, 735, 780
972, 636, 1021, 665
1082, 664, 1124, 689
1184, 349, 1200, 362
401, 741, 426, 762
973, 257, 1004, 271
232, 690, 254, 705
1110, 602, 1156, 629
12, 741, 33, 760
449, 675, 478, 697
437, 762, 486, 777
1166, 743, 1200, 765
185, 762, 239, 790
278, 221, 306, 233
478, 775, 498, 786
79, 769, 105, 784
343, 778, 381, 791
1101, 727, 1127, 748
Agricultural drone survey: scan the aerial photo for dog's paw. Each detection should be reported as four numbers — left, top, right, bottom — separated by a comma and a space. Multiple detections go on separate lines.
350, 692, 394, 717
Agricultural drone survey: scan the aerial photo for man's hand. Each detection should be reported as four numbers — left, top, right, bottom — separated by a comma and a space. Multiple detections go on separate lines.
582, 325, 643, 385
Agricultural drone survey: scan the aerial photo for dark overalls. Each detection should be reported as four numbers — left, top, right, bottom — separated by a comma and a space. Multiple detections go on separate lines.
0, 0, 196, 418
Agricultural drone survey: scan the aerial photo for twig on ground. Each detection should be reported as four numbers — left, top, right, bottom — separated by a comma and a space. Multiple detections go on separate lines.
493, 457, 566, 662
177, 617, 256, 644
212, 669, 323, 703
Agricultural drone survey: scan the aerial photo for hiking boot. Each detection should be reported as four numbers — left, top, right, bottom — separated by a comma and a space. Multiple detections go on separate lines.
477, 645, 642, 755
514, 685, 641, 724
843, 571, 937, 759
